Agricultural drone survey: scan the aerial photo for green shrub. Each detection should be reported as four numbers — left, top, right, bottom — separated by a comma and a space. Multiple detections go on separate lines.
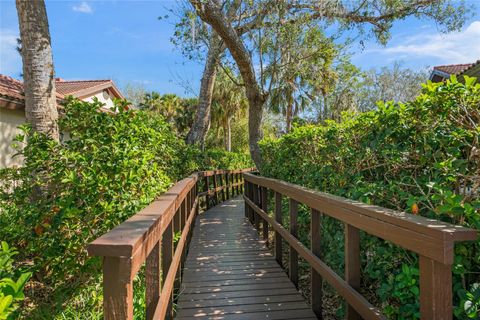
260, 76, 480, 319
0, 97, 251, 317
0, 241, 31, 319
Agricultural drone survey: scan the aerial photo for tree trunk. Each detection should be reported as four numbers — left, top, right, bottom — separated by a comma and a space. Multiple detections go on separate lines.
16, 0, 59, 141
190, 0, 265, 168
286, 103, 293, 133
225, 117, 232, 152
186, 33, 223, 149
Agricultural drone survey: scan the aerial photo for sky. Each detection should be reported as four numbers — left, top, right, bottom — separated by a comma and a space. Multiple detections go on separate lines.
1, 0, 479, 97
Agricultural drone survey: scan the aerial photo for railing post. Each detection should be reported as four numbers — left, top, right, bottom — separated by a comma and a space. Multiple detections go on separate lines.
253, 183, 260, 230
345, 224, 361, 320
146, 241, 161, 320
213, 173, 219, 205
204, 176, 210, 210
103, 256, 133, 320
162, 221, 174, 319
173, 207, 181, 292
261, 187, 269, 243
289, 198, 298, 288
311, 208, 323, 319
274, 192, 283, 267
419, 255, 452, 320
225, 173, 230, 199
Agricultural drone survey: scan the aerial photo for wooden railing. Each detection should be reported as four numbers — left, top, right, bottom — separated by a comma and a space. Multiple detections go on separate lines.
87, 168, 254, 320
243, 173, 478, 320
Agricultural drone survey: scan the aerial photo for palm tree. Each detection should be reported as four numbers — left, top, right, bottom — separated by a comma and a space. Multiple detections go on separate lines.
211, 68, 247, 151
16, 0, 59, 141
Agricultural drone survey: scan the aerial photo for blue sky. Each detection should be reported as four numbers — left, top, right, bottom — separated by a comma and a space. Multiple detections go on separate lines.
1, 1, 479, 97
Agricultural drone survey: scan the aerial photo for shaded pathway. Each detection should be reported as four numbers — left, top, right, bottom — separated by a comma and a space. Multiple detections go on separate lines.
176, 197, 316, 320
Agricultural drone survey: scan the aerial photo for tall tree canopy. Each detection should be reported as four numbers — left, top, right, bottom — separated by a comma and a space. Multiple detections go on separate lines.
189, 0, 470, 168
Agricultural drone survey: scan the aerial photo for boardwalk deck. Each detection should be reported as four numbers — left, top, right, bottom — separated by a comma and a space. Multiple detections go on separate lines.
176, 197, 317, 320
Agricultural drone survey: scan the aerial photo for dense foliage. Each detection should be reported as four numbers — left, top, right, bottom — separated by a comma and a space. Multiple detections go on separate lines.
0, 242, 30, 319
0, 98, 252, 317
260, 76, 480, 319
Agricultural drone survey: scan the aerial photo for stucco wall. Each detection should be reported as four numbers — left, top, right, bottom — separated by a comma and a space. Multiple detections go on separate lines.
0, 108, 25, 168
83, 90, 115, 109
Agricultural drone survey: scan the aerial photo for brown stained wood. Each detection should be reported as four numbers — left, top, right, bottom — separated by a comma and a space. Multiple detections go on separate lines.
213, 173, 219, 205
245, 196, 385, 319
155, 196, 197, 320
204, 176, 210, 210
311, 208, 323, 319
244, 174, 477, 244
161, 221, 174, 320
177, 197, 316, 320
275, 192, 283, 267
261, 187, 269, 243
146, 241, 161, 320
103, 256, 133, 320
345, 224, 361, 320
289, 198, 299, 288
419, 256, 453, 320
253, 184, 260, 230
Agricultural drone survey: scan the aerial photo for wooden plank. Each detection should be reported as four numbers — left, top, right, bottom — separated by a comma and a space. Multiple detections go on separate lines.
289, 198, 298, 288
253, 184, 260, 230
161, 221, 173, 319
419, 256, 452, 320
178, 287, 299, 302
345, 224, 361, 320
103, 256, 133, 320
245, 196, 385, 319
261, 187, 269, 243
176, 308, 317, 320
244, 174, 477, 245
311, 208, 323, 319
145, 241, 160, 320
180, 281, 297, 295
178, 294, 305, 309
275, 192, 283, 267
177, 197, 315, 320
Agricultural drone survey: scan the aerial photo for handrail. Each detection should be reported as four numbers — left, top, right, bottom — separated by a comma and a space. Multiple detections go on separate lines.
243, 173, 478, 320
87, 168, 254, 320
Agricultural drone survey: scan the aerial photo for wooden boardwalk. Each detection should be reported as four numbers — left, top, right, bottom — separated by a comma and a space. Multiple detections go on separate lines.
176, 197, 317, 320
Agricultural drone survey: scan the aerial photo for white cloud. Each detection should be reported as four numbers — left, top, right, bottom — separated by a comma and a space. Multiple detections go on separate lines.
0, 29, 22, 76
369, 21, 480, 64
72, 2, 93, 14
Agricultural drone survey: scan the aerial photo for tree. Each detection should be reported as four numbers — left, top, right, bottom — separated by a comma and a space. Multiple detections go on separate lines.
210, 68, 248, 151
16, 0, 59, 141
189, 0, 470, 168
123, 83, 147, 108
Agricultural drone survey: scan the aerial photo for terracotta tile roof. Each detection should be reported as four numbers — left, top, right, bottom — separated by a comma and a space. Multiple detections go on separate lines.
0, 74, 28, 102
433, 63, 474, 75
56, 79, 112, 96
460, 60, 480, 75
0, 74, 124, 110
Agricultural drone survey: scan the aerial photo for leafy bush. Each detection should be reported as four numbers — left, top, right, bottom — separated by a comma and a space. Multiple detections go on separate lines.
0, 242, 31, 319
0, 98, 252, 317
260, 76, 480, 319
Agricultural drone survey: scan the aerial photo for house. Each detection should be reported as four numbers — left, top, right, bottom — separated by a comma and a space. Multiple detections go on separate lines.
0, 74, 124, 168
430, 60, 480, 82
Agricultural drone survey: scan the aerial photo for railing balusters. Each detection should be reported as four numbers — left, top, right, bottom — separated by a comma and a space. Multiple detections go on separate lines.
261, 187, 269, 243
204, 176, 209, 210
274, 192, 283, 267
419, 255, 452, 319
161, 221, 174, 319
253, 183, 260, 230
345, 224, 361, 320
146, 241, 161, 320
311, 208, 323, 319
289, 198, 299, 288
103, 257, 133, 320
213, 172, 219, 205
